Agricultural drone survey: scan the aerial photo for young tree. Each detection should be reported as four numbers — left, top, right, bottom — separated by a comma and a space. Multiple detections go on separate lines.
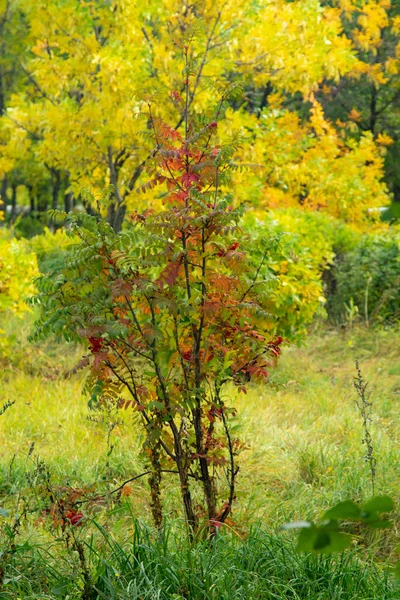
32, 66, 284, 534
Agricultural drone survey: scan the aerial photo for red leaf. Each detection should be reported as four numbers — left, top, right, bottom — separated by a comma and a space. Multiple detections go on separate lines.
88, 337, 103, 353
65, 510, 84, 526
181, 172, 200, 189
156, 261, 181, 289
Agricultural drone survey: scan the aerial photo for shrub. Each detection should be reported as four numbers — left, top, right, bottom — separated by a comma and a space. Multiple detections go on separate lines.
14, 214, 46, 239
242, 209, 352, 341
0, 229, 39, 364
27, 226, 74, 273
327, 230, 400, 325
31, 94, 285, 535
0, 229, 38, 315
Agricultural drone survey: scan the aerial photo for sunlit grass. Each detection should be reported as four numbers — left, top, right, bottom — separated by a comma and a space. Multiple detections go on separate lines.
1, 320, 400, 562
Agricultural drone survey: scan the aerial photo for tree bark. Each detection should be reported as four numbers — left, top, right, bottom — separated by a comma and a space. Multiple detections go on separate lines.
10, 183, 17, 219
370, 85, 378, 135
27, 184, 35, 213
51, 169, 61, 210
0, 176, 7, 215
64, 191, 72, 213
107, 146, 126, 233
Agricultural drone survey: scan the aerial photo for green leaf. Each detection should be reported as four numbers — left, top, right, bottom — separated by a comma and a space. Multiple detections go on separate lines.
149, 401, 165, 411
381, 202, 400, 222
319, 531, 352, 554
362, 496, 394, 514
313, 532, 331, 550
51, 581, 71, 596
323, 500, 360, 521
0, 508, 9, 518
365, 519, 392, 530
296, 527, 317, 552
296, 524, 352, 555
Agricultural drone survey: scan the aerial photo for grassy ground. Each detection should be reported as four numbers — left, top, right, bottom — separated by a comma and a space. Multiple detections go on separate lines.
1, 317, 400, 598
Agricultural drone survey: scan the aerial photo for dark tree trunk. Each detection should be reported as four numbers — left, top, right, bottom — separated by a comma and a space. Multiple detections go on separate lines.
370, 85, 378, 134
106, 147, 128, 233
110, 203, 126, 233
0, 70, 5, 117
258, 82, 273, 115
0, 175, 7, 215
48, 168, 61, 231
10, 183, 17, 219
107, 195, 126, 233
64, 191, 72, 213
51, 169, 61, 210
27, 184, 35, 213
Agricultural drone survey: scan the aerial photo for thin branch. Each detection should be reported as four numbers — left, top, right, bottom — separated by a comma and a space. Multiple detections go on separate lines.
239, 242, 271, 303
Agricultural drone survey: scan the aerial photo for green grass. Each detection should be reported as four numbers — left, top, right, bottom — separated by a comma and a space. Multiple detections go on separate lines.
1, 317, 400, 598
4, 522, 399, 600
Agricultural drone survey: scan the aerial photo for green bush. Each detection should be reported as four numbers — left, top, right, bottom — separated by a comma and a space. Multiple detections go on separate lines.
27, 227, 75, 273
243, 209, 400, 332
242, 209, 352, 341
0, 229, 38, 315
0, 229, 39, 365
13, 214, 46, 239
327, 230, 400, 325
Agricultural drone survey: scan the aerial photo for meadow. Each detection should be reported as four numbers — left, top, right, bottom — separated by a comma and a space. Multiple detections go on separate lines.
1, 313, 400, 599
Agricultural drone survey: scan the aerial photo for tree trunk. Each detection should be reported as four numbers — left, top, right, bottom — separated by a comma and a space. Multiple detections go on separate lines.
27, 185, 35, 213
10, 183, 17, 219
370, 85, 378, 134
110, 202, 126, 233
107, 146, 126, 233
64, 191, 72, 213
178, 468, 197, 535
107, 194, 126, 233
49, 169, 61, 232
0, 70, 5, 117
0, 176, 7, 216
193, 406, 217, 528
149, 443, 163, 530
51, 169, 61, 210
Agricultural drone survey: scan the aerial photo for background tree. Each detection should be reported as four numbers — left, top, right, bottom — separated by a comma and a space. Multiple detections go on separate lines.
0, 0, 389, 229
318, 0, 400, 203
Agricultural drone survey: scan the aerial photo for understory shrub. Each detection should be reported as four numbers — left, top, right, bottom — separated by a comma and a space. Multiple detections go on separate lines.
0, 230, 39, 365
242, 209, 355, 340
327, 230, 400, 325
243, 209, 400, 331
27, 226, 74, 273
0, 229, 38, 315
13, 214, 46, 239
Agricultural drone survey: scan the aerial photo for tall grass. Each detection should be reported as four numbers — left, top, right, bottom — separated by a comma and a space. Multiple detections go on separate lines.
1, 318, 400, 598
2, 521, 399, 599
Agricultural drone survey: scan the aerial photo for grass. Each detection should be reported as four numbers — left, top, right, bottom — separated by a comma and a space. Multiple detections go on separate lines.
1, 315, 400, 598
4, 522, 399, 600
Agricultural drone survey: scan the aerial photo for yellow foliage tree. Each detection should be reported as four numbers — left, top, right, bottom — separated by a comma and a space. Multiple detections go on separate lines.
0, 0, 390, 228
319, 0, 400, 202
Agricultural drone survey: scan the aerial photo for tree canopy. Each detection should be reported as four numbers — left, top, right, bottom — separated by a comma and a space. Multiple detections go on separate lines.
0, 0, 397, 229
